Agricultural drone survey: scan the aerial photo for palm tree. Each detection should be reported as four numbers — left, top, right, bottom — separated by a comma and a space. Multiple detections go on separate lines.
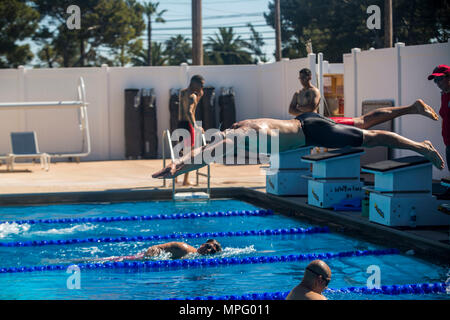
142, 1, 166, 66
205, 27, 253, 65
131, 41, 167, 66
164, 35, 192, 65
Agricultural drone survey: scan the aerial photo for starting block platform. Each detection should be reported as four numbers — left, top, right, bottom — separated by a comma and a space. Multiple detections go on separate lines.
362, 156, 450, 227
438, 178, 450, 215
301, 148, 365, 208
265, 147, 312, 196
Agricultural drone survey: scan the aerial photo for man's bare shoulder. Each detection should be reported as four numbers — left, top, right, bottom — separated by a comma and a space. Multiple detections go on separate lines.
286, 285, 327, 300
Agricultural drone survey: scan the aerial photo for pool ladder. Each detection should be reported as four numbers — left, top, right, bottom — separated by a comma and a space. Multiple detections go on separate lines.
162, 130, 211, 200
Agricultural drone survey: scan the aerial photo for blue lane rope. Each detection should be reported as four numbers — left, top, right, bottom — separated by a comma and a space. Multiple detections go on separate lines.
166, 282, 447, 300
0, 248, 399, 274
0, 209, 274, 226
0, 226, 330, 248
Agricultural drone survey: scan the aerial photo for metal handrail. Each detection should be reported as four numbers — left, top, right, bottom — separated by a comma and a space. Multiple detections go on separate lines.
162, 129, 210, 198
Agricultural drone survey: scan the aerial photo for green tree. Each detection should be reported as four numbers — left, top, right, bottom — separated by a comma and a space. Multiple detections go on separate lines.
142, 1, 166, 66
33, 0, 145, 67
33, 27, 64, 68
205, 27, 252, 65
164, 34, 191, 65
247, 23, 267, 63
89, 0, 145, 66
131, 41, 167, 66
33, 0, 99, 67
264, 0, 449, 63
0, 0, 40, 68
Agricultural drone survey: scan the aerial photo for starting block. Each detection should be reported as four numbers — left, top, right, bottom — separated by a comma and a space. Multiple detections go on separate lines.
438, 177, 450, 215
442, 177, 450, 189
362, 156, 450, 227
265, 147, 312, 196
301, 148, 364, 208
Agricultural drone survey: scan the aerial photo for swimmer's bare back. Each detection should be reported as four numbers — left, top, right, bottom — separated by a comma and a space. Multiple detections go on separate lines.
144, 242, 197, 259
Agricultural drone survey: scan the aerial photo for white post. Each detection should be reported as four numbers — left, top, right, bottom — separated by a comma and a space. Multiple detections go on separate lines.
180, 62, 189, 87
394, 42, 405, 138
351, 48, 361, 117
318, 53, 324, 115
102, 64, 111, 160
308, 53, 317, 89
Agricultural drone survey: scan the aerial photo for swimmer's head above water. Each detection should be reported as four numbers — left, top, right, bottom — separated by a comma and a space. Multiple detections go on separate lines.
197, 239, 222, 255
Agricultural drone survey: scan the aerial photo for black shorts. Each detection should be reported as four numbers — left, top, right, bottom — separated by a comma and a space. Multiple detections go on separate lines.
296, 112, 364, 148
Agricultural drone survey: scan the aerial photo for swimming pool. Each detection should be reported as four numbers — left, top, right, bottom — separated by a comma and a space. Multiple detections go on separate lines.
0, 199, 448, 300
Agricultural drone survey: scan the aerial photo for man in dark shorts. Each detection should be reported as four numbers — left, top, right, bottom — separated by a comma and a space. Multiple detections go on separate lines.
177, 75, 205, 185
428, 64, 450, 170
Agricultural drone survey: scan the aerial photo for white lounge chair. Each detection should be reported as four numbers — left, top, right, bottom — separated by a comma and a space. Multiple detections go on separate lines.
7, 132, 50, 171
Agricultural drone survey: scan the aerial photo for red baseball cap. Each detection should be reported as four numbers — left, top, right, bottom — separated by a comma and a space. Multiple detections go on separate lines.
428, 64, 450, 80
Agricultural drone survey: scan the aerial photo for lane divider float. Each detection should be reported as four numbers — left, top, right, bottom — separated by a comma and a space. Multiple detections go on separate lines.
0, 248, 399, 274
0, 209, 274, 226
0, 226, 330, 248
167, 282, 447, 300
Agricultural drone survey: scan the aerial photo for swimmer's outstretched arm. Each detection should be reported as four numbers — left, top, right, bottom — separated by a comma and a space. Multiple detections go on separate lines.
152, 131, 236, 179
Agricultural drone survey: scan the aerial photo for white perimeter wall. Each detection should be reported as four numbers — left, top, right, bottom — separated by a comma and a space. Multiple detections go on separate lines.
0, 57, 312, 161
344, 41, 450, 180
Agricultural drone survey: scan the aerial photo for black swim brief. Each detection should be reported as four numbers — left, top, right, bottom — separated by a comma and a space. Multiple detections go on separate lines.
296, 112, 364, 148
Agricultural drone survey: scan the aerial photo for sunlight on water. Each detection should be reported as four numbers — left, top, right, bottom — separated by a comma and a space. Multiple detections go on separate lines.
0, 222, 31, 239
27, 224, 97, 237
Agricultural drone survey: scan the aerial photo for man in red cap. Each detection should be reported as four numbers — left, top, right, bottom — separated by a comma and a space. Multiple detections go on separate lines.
428, 65, 450, 170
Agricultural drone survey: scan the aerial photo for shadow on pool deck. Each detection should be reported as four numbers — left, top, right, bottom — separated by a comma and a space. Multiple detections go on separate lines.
0, 159, 448, 265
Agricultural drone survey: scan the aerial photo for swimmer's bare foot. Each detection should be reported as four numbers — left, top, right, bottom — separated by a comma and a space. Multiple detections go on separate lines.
422, 140, 444, 169
182, 181, 195, 186
413, 99, 439, 121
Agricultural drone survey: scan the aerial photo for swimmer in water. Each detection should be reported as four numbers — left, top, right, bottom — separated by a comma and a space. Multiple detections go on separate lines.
286, 260, 332, 300
98, 239, 222, 262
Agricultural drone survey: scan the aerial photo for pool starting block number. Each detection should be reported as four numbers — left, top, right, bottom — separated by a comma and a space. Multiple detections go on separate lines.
265, 147, 312, 196
301, 148, 365, 208
362, 156, 450, 227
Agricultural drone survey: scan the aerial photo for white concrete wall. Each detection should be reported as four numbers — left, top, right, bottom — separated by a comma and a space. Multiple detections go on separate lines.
0, 57, 312, 161
343, 41, 450, 179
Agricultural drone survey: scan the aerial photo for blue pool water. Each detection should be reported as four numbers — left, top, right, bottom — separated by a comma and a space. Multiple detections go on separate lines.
0, 199, 448, 300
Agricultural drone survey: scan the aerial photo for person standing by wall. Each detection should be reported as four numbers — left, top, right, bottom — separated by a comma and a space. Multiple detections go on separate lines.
428, 65, 450, 170
177, 75, 205, 185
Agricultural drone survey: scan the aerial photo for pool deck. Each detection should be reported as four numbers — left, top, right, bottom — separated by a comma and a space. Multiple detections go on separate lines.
0, 159, 448, 264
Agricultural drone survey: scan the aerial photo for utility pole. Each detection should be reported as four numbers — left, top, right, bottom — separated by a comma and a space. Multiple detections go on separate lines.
384, 0, 393, 48
192, 0, 203, 65
275, 0, 282, 61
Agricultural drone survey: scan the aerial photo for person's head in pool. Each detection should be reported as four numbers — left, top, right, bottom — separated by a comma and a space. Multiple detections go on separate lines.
197, 239, 222, 255
286, 260, 332, 300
